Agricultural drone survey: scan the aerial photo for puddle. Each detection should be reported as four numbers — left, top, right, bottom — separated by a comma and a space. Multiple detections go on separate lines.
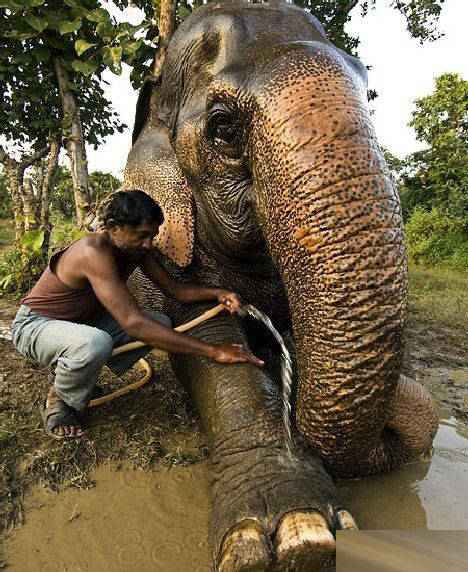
337, 411, 468, 530
5, 412, 468, 571
5, 463, 212, 572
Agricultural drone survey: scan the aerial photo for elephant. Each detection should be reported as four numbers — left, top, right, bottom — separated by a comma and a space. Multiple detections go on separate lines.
122, 1, 438, 570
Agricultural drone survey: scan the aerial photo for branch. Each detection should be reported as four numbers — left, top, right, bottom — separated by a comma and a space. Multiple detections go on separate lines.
152, 0, 177, 79
20, 145, 50, 171
331, 0, 360, 23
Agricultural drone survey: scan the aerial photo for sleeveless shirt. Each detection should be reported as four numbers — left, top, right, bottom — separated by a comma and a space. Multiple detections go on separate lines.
21, 241, 137, 324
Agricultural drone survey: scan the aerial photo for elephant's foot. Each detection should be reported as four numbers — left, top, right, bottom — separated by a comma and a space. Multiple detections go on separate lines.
218, 511, 341, 572
274, 511, 336, 571
218, 520, 272, 572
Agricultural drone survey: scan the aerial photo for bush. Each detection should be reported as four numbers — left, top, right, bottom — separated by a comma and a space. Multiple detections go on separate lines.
405, 207, 468, 270
49, 218, 85, 249
0, 230, 47, 295
0, 220, 86, 295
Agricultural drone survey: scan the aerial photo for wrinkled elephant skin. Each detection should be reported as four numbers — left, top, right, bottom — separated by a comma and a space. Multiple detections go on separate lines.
124, 2, 438, 570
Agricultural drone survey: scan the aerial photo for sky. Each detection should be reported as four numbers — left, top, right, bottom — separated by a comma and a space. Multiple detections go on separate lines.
87, 0, 468, 177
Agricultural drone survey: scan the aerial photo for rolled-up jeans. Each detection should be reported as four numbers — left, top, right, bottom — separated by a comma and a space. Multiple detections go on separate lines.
11, 304, 172, 412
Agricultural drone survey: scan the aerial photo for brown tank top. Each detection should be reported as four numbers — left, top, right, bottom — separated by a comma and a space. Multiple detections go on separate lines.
21, 240, 136, 324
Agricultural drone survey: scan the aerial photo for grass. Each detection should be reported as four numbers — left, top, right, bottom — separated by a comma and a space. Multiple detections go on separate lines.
408, 262, 468, 331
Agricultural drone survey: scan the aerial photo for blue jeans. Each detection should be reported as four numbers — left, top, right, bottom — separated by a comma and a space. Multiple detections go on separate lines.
11, 305, 172, 412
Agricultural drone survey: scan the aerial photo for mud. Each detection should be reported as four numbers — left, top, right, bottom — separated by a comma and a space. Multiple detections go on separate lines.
338, 412, 468, 530
5, 463, 212, 572
1, 297, 468, 571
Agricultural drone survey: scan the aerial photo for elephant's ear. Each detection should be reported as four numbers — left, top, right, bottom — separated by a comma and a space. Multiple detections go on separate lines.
124, 112, 194, 268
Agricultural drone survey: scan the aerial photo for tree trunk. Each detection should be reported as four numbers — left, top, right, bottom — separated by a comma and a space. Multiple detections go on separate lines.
9, 168, 24, 244
40, 137, 61, 256
152, 0, 177, 78
54, 57, 90, 227
0, 145, 50, 244
22, 178, 39, 232
0, 148, 23, 242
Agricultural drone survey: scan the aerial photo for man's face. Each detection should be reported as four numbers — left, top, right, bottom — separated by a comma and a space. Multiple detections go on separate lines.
109, 221, 160, 260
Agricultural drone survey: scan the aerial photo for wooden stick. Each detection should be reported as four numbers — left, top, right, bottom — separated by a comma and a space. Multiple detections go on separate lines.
111, 303, 226, 357
88, 358, 152, 408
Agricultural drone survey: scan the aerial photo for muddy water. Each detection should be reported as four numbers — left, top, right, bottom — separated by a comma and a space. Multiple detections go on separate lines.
5, 412, 468, 571
337, 410, 468, 530
5, 463, 212, 572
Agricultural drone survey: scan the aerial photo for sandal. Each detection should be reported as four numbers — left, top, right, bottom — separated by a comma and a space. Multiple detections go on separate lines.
40, 397, 85, 440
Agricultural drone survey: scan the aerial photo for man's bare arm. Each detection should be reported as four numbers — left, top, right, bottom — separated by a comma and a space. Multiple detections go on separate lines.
141, 253, 241, 311
83, 245, 263, 365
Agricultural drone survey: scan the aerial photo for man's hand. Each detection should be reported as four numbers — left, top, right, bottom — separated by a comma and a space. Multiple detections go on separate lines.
212, 343, 265, 367
217, 290, 242, 314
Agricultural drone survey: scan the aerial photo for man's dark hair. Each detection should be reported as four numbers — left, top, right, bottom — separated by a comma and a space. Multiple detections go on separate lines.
101, 190, 164, 229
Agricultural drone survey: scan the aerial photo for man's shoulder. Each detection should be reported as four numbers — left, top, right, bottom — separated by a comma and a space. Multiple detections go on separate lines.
78, 232, 112, 254
72, 233, 116, 268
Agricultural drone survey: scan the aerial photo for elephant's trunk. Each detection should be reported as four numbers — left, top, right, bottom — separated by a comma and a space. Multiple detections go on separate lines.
250, 44, 435, 476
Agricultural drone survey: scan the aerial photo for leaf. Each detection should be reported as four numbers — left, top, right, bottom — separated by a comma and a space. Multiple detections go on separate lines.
71, 59, 98, 77
44, 35, 66, 50
75, 39, 96, 56
25, 14, 48, 33
85, 8, 109, 23
122, 39, 142, 57
23, 0, 46, 6
1, 0, 44, 7
32, 46, 51, 62
21, 230, 44, 253
58, 18, 82, 35
3, 30, 39, 40
110, 46, 122, 66
95, 21, 113, 41
102, 46, 122, 74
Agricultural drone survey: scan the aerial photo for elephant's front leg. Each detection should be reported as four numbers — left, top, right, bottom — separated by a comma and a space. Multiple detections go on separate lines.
169, 305, 355, 571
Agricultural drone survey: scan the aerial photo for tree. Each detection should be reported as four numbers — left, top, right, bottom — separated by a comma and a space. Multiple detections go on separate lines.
0, 0, 153, 225
51, 166, 121, 217
401, 73, 468, 223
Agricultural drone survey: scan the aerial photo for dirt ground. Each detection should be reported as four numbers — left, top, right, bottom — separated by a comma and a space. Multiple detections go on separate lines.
0, 297, 207, 568
0, 294, 467, 569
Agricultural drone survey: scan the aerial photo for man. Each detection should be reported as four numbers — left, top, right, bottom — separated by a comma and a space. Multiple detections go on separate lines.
11, 190, 263, 439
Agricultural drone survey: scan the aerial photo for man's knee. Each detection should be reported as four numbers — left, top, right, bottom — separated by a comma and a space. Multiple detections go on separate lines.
74, 330, 114, 365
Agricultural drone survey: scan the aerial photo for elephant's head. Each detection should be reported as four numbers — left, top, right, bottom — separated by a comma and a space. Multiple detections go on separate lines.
125, 1, 436, 476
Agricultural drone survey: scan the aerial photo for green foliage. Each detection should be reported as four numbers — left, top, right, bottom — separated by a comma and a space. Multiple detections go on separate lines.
0, 215, 87, 294
88, 170, 121, 203
387, 0, 445, 43
401, 73, 468, 224
405, 207, 468, 270
49, 218, 86, 248
410, 73, 468, 146
50, 165, 121, 217
0, 0, 158, 152
0, 229, 46, 294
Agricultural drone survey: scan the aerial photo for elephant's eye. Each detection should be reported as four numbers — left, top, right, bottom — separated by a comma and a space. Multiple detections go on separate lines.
206, 109, 243, 153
